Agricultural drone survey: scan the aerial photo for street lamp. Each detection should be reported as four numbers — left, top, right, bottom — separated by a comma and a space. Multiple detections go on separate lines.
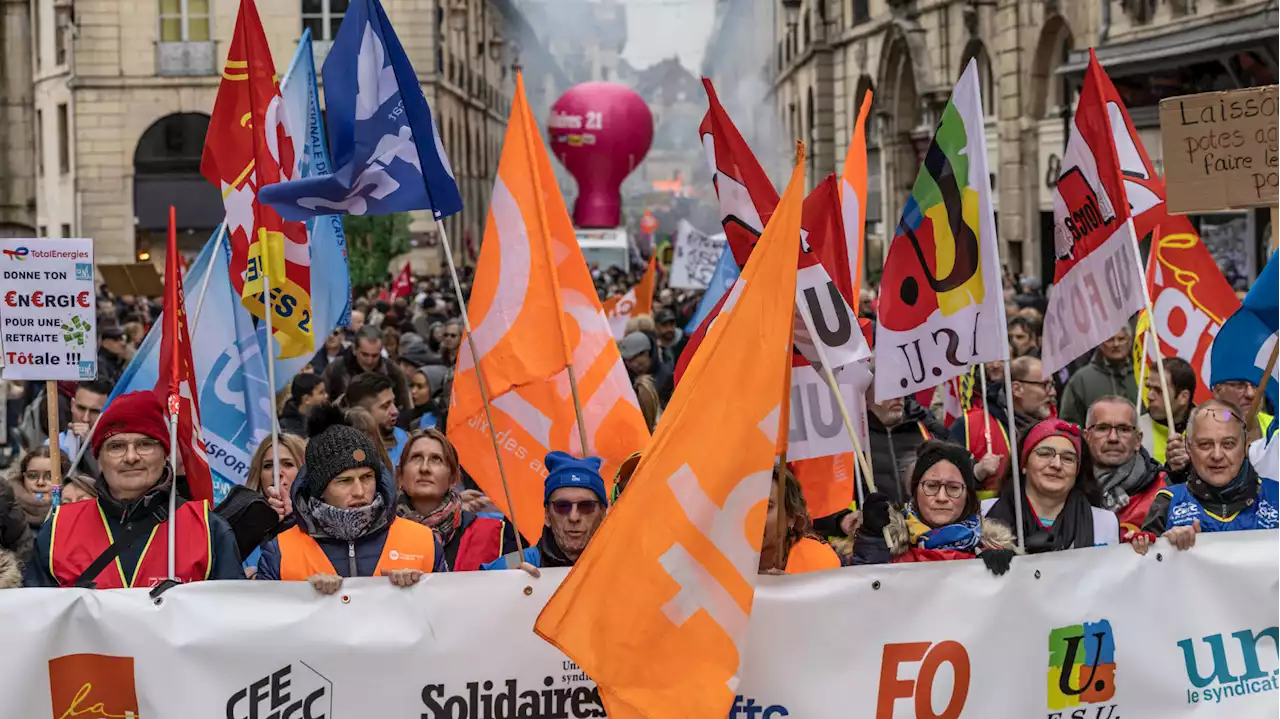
488, 35, 504, 62
781, 0, 802, 29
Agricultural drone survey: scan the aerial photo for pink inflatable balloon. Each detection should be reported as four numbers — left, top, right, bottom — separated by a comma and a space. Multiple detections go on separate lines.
548, 82, 654, 228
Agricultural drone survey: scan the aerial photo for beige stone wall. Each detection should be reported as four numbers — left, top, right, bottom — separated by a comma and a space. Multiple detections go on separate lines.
0, 0, 36, 234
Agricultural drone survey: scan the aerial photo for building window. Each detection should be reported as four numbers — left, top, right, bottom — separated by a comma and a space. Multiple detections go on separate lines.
38, 225, 47, 238
159, 0, 211, 42
33, 0, 42, 69
54, 6, 69, 66
302, 0, 349, 41
57, 103, 69, 174
61, 223, 71, 238
35, 110, 43, 176
851, 0, 870, 26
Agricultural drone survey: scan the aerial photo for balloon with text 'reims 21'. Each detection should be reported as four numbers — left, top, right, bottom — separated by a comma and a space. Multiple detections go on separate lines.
548, 82, 654, 229
0, 238, 97, 380
1159, 84, 1279, 215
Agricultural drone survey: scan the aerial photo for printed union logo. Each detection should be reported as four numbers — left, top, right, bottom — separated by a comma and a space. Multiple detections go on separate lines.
75, 263, 93, 281
877, 640, 970, 719
1048, 619, 1117, 711
1179, 626, 1279, 706
3, 247, 29, 261
226, 661, 332, 719
48, 653, 140, 719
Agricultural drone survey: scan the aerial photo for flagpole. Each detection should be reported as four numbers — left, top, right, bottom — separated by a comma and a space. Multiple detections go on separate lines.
262, 271, 282, 499
434, 217, 527, 557
978, 366, 993, 457
189, 222, 229, 333
1127, 218, 1177, 428
1001, 359, 1025, 552
166, 206, 179, 581
168, 412, 178, 580
515, 71, 590, 456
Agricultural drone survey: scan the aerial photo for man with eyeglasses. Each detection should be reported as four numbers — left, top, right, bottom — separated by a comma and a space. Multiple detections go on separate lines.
1059, 327, 1137, 428
483, 451, 608, 570
1211, 379, 1274, 438
23, 390, 244, 588
948, 357, 1056, 495
1132, 399, 1279, 555
1084, 395, 1168, 538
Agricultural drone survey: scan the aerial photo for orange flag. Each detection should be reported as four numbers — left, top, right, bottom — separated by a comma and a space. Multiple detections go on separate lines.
535, 151, 805, 719
449, 73, 650, 541
601, 255, 657, 340
839, 89, 872, 313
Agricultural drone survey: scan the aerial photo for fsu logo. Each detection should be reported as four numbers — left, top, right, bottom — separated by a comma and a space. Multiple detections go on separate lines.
48, 654, 140, 719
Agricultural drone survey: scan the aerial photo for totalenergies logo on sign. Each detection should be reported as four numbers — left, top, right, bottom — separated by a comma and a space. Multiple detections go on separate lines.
877, 640, 970, 718
48, 653, 140, 719
3, 246, 29, 260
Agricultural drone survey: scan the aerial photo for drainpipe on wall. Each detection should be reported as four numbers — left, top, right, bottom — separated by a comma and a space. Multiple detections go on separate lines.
1098, 0, 1111, 46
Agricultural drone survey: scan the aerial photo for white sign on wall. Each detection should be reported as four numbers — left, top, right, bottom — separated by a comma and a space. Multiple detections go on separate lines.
0, 239, 97, 381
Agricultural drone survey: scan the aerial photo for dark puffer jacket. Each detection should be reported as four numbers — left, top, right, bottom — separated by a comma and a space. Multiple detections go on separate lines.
321, 348, 412, 411
863, 398, 948, 505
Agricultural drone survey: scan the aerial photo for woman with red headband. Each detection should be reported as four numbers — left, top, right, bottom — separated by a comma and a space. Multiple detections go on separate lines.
985, 419, 1119, 553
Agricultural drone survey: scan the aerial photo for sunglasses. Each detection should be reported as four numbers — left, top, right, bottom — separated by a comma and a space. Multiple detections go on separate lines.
549, 499, 602, 516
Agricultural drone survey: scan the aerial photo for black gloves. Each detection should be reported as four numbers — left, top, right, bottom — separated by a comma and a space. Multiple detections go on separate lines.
980, 548, 1015, 576
858, 492, 893, 537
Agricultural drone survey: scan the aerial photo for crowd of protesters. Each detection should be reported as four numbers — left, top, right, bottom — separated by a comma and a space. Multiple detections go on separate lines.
0, 261, 1274, 592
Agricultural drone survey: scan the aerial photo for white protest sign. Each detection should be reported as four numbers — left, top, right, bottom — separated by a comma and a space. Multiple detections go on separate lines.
668, 220, 724, 290
0, 239, 97, 381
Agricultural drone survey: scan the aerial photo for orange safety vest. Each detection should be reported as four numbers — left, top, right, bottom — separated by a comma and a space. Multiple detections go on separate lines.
276, 517, 437, 580
784, 536, 841, 574
49, 499, 212, 589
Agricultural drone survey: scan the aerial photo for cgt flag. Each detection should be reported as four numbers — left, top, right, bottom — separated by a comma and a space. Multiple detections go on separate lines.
391, 262, 412, 299
602, 255, 656, 341
874, 58, 1006, 400
201, 0, 314, 361
447, 73, 649, 542
257, 0, 462, 220
535, 149, 804, 719
1042, 52, 1146, 374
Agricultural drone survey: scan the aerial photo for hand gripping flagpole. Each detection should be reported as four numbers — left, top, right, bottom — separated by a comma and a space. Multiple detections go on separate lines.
434, 217, 527, 557
515, 71, 591, 456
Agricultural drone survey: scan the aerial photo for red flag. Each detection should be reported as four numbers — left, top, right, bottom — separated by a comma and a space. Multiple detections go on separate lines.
391, 263, 413, 299
157, 207, 214, 503
201, 0, 314, 360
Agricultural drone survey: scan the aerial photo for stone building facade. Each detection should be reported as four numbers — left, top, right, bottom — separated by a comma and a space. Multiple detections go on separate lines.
4, 0, 538, 266
705, 0, 1278, 285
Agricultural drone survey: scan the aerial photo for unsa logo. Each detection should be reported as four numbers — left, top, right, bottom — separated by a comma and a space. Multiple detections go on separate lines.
226, 661, 332, 719
876, 640, 970, 719
1048, 619, 1117, 711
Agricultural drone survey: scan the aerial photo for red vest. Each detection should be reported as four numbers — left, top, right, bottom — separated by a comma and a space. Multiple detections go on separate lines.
50, 499, 212, 589
1117, 473, 1168, 539
453, 516, 507, 571
961, 408, 1011, 497
276, 517, 436, 580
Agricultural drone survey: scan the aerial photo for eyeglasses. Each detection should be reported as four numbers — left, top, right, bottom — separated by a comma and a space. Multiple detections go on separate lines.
920, 479, 966, 498
1201, 408, 1238, 424
1014, 379, 1054, 390
101, 438, 164, 459
1032, 446, 1078, 466
24, 470, 53, 485
550, 499, 602, 516
1087, 423, 1136, 438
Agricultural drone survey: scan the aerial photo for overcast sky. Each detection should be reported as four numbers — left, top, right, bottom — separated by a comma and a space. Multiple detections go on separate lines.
620, 0, 716, 72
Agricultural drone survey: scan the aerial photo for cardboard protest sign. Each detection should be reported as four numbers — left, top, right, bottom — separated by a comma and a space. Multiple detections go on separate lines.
0, 239, 97, 380
667, 220, 725, 290
1159, 85, 1279, 214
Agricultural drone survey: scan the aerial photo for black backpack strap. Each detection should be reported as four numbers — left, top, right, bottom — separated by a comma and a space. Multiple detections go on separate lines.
72, 520, 152, 589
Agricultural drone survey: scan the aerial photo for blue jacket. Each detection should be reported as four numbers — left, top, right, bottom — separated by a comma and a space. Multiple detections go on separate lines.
1160, 480, 1279, 532
480, 531, 574, 571
256, 465, 448, 580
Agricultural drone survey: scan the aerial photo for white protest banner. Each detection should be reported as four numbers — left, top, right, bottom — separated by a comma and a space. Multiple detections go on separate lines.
668, 220, 724, 290
786, 361, 871, 462
0, 238, 96, 381
1, 532, 1274, 718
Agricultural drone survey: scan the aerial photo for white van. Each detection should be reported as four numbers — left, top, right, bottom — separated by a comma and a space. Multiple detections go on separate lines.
575, 227, 631, 274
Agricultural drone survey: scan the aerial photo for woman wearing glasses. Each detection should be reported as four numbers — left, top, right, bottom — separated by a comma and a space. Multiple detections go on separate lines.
985, 419, 1119, 553
7, 446, 69, 533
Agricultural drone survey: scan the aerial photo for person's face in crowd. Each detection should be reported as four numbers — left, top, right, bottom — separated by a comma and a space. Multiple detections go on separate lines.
1213, 380, 1255, 411
349, 310, 366, 333
1008, 325, 1038, 357
366, 388, 400, 431
441, 324, 462, 353
22, 456, 54, 501
322, 467, 378, 509
71, 387, 108, 426
1025, 436, 1079, 501
430, 324, 446, 345
1189, 408, 1246, 487
984, 360, 1005, 385
545, 486, 605, 561
400, 437, 453, 507
625, 352, 652, 376
60, 480, 93, 504
97, 299, 115, 315
759, 475, 799, 571
259, 443, 300, 496
867, 393, 905, 427
301, 383, 329, 414
1086, 401, 1139, 468
101, 335, 127, 358
411, 370, 432, 408
99, 432, 167, 501
127, 325, 145, 346
915, 460, 968, 528
1145, 374, 1192, 423
324, 330, 343, 353
657, 321, 678, 344
355, 338, 383, 371
1099, 329, 1131, 363
384, 334, 400, 358
1012, 360, 1056, 419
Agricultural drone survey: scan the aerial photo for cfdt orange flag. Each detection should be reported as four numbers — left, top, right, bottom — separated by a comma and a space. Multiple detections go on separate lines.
449, 73, 649, 541
535, 152, 805, 719
839, 89, 872, 311
602, 255, 657, 340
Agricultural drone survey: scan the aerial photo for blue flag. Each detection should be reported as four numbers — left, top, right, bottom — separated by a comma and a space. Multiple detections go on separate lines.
684, 243, 741, 334
110, 230, 275, 503
1211, 251, 1279, 413
257, 0, 462, 220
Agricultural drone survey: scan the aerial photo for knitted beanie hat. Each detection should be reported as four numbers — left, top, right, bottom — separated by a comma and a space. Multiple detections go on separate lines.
304, 405, 382, 497
92, 390, 171, 457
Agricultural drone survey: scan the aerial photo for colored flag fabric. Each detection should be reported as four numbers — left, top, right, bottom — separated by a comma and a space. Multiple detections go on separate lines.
839, 88, 872, 312
447, 73, 649, 542
535, 150, 804, 719
256, 0, 462, 220
201, 0, 314, 361
391, 262, 413, 299
1211, 251, 1279, 412
874, 59, 1007, 400
1041, 51, 1145, 374
684, 244, 740, 334
602, 255, 657, 340
158, 210, 214, 504
111, 228, 274, 504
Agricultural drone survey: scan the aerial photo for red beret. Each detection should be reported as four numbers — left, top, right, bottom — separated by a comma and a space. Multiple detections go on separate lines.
92, 390, 171, 457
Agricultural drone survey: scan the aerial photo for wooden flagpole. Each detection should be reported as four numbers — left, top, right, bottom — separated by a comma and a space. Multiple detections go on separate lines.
1130, 220, 1177, 431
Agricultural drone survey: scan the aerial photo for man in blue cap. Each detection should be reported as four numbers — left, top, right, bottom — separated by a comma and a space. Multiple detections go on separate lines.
483, 451, 608, 570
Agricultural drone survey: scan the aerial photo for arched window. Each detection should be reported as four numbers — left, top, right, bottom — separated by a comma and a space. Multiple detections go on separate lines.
302, 0, 350, 41
960, 41, 997, 119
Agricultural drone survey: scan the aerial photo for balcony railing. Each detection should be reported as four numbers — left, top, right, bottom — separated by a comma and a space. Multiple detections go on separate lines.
156, 41, 216, 77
